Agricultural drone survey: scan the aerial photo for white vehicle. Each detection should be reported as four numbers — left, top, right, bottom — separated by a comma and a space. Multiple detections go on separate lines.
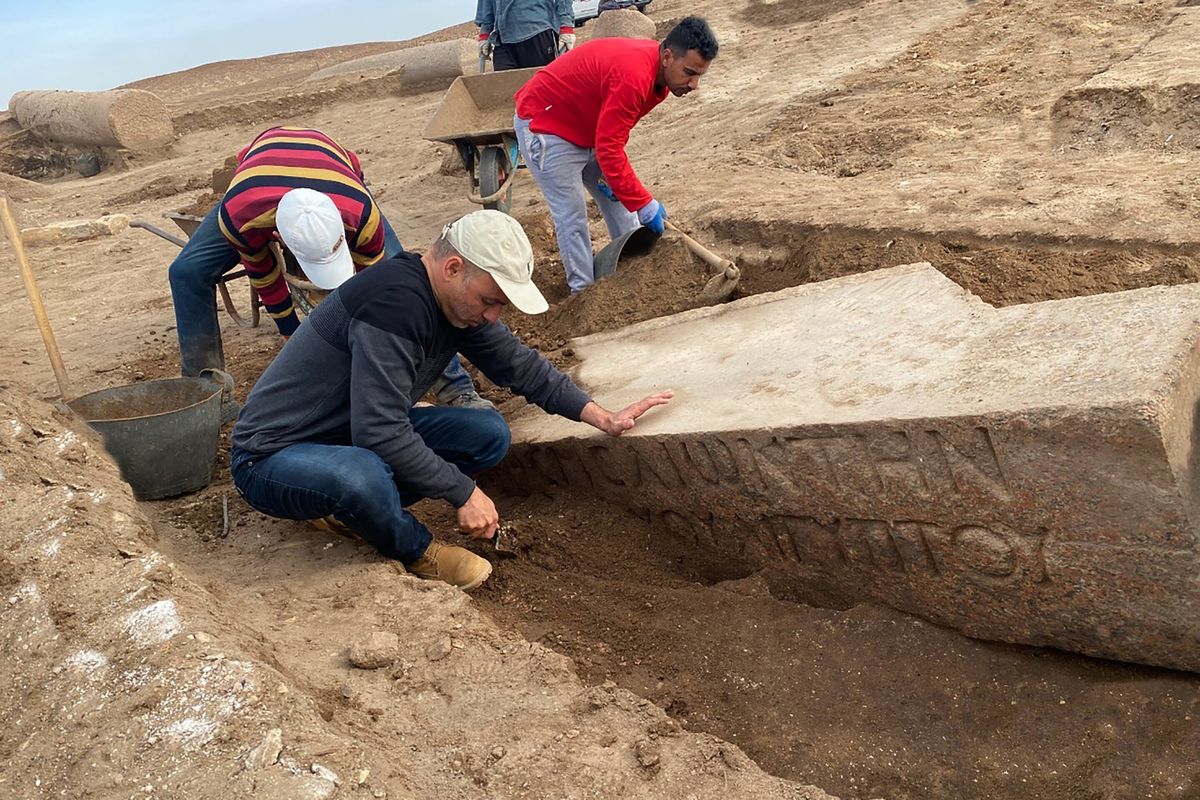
572, 0, 652, 27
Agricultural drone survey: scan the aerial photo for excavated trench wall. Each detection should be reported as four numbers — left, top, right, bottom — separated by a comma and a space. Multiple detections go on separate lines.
492, 263, 1200, 672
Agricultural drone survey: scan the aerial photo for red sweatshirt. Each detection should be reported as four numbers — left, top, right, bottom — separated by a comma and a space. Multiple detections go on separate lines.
515, 37, 668, 211
218, 127, 385, 336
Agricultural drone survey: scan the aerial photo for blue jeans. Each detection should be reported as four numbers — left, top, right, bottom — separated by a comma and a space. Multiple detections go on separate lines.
167, 203, 475, 396
230, 406, 511, 563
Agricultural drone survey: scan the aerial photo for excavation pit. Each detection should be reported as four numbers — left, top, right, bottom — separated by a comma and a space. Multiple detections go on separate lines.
132, 220, 1200, 800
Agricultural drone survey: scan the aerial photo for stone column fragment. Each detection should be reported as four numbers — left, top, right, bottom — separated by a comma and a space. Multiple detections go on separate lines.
307, 40, 476, 93
9, 89, 174, 150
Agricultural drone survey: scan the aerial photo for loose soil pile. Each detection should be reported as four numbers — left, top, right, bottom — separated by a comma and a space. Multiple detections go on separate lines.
0, 388, 822, 800
742, 0, 873, 27
507, 227, 714, 354
713, 220, 1200, 308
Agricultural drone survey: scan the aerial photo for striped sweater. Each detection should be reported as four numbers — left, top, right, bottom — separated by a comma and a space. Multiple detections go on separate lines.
218, 127, 386, 335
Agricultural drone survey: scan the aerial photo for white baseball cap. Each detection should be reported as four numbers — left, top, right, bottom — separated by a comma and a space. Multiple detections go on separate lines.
276, 188, 354, 290
442, 210, 548, 315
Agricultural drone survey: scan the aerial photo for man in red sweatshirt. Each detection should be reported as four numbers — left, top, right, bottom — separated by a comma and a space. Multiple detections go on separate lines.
513, 16, 718, 293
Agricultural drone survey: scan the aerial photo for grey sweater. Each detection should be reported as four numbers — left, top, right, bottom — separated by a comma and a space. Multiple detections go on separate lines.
231, 253, 590, 506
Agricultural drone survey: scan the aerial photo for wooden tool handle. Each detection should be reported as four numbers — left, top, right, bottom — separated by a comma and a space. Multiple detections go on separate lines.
665, 220, 739, 278
0, 193, 72, 398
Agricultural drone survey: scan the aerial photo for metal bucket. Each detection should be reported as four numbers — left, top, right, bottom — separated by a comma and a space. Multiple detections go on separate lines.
67, 369, 233, 500
592, 225, 661, 282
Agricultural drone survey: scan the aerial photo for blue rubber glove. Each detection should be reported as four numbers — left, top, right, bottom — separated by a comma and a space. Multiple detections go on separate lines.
595, 177, 617, 202
637, 199, 667, 235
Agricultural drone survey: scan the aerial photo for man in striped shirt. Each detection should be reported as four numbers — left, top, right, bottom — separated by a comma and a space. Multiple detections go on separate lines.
167, 126, 487, 411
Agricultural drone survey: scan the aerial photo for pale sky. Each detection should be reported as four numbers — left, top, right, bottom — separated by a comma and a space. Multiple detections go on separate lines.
0, 0, 477, 109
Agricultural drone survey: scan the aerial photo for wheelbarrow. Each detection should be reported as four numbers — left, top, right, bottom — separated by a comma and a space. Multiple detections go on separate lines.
130, 211, 327, 325
423, 66, 541, 215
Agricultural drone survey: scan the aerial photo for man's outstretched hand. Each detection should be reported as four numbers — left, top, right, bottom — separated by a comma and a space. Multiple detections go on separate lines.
457, 485, 499, 540
580, 391, 674, 437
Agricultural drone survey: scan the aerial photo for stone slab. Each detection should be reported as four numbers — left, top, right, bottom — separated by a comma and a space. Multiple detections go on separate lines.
21, 213, 128, 246
495, 263, 1200, 671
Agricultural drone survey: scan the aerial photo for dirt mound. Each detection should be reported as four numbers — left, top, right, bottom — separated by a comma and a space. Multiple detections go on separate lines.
175, 191, 222, 219
1051, 86, 1200, 152
0, 169, 50, 200
707, 218, 1200, 308
105, 173, 209, 207
741, 0, 872, 27
761, 107, 921, 177
171, 72, 409, 136
0, 386, 832, 799
122, 24, 475, 111
121, 43, 398, 104
507, 234, 714, 355
0, 388, 315, 798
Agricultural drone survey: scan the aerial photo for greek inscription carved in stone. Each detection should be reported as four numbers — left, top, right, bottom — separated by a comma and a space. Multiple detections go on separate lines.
759, 515, 1046, 586
749, 427, 1011, 503
511, 427, 1011, 511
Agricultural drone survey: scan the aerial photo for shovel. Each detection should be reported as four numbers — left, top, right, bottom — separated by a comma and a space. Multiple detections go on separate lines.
0, 193, 72, 398
490, 524, 519, 559
591, 220, 741, 304
665, 220, 742, 304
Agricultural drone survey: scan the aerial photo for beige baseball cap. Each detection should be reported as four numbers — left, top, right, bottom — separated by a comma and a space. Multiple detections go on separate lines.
276, 188, 354, 290
442, 210, 548, 315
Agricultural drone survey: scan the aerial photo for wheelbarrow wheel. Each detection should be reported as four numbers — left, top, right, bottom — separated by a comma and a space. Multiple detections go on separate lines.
479, 145, 512, 214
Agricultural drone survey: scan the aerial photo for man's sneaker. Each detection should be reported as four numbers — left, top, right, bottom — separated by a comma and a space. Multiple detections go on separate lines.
405, 541, 493, 590
443, 389, 496, 411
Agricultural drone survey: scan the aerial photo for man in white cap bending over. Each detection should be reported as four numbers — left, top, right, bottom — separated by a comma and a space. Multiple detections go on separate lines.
230, 210, 673, 590
167, 125, 488, 414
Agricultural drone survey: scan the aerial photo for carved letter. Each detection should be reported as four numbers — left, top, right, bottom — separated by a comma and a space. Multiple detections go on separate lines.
584, 443, 631, 487
866, 431, 929, 497
528, 445, 568, 487
927, 428, 1011, 501
631, 439, 683, 490
778, 514, 846, 568
821, 437, 884, 496
952, 525, 1017, 580
890, 521, 943, 574
784, 436, 843, 493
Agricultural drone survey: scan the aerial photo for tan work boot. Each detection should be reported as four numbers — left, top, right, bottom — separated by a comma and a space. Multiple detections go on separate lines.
406, 541, 493, 591
308, 515, 352, 537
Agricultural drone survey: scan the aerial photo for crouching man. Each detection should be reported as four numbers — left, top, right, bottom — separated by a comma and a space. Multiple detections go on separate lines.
230, 210, 672, 590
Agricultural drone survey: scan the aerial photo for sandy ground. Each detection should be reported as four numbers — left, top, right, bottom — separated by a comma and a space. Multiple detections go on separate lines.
3, 0, 1200, 798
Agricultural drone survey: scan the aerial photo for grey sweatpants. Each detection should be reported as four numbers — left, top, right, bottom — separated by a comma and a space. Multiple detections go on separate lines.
514, 115, 640, 292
